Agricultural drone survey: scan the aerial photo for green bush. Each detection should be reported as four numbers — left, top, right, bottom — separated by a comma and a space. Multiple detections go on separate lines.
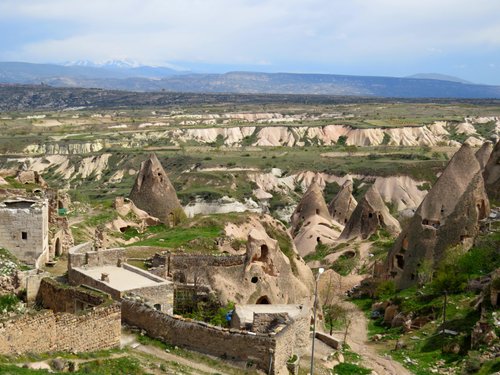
375, 280, 396, 300
333, 362, 371, 374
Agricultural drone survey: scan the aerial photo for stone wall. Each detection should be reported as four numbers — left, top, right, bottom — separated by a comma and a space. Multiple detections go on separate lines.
0, 199, 49, 267
68, 243, 125, 269
121, 300, 309, 374
151, 252, 246, 283
38, 278, 106, 313
0, 280, 121, 356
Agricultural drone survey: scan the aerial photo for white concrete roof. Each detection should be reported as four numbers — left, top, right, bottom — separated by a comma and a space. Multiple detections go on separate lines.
74, 265, 170, 292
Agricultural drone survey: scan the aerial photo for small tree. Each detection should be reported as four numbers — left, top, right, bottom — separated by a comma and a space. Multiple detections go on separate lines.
323, 303, 348, 335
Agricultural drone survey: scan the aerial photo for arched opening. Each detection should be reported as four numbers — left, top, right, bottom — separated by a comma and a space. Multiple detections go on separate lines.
256, 296, 271, 304
251, 276, 258, 284
57, 200, 64, 209
368, 212, 373, 218
55, 238, 62, 257
316, 237, 321, 244
315, 208, 320, 215
259, 245, 269, 261
154, 304, 161, 311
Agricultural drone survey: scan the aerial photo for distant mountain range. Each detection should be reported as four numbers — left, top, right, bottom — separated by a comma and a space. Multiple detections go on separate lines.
1, 61, 499, 99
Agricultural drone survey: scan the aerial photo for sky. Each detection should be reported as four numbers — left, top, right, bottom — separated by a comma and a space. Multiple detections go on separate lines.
0, 0, 499, 84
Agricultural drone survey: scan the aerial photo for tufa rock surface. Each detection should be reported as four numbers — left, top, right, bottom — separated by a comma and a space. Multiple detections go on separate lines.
483, 140, 500, 202
328, 179, 357, 225
475, 141, 493, 171
291, 180, 343, 257
291, 180, 331, 234
204, 226, 314, 305
129, 154, 183, 224
385, 144, 490, 289
339, 185, 400, 241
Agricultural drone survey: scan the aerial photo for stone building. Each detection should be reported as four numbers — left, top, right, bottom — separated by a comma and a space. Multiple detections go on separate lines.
0, 198, 49, 268
68, 243, 174, 312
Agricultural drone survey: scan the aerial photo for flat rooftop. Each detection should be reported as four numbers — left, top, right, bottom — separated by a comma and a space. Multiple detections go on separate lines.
74, 265, 171, 292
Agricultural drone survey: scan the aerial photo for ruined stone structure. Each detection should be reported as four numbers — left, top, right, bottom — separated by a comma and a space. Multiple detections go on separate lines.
0, 198, 49, 267
339, 185, 400, 241
385, 144, 491, 288
483, 140, 500, 202
328, 179, 357, 224
291, 181, 343, 257
129, 153, 183, 224
68, 243, 173, 312
152, 229, 314, 305
122, 299, 309, 375
0, 278, 121, 355
43, 189, 74, 260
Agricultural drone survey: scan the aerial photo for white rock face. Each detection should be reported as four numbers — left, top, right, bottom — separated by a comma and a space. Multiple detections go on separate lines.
183, 196, 261, 218
20, 117, 500, 153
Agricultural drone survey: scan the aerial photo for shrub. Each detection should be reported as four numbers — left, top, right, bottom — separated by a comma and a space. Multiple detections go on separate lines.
375, 280, 396, 300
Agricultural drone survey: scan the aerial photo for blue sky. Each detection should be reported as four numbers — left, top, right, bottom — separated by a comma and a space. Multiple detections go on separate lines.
1, 0, 499, 84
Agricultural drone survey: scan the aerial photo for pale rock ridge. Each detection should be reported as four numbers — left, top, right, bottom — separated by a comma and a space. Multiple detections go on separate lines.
328, 179, 357, 224
385, 144, 491, 289
129, 153, 183, 224
373, 176, 428, 211
339, 185, 401, 241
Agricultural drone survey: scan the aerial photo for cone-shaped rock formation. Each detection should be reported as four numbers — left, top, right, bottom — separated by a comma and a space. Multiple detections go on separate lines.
291, 181, 343, 257
328, 179, 357, 225
339, 185, 401, 241
475, 141, 493, 171
385, 144, 490, 289
483, 140, 500, 202
129, 153, 183, 224
291, 181, 331, 235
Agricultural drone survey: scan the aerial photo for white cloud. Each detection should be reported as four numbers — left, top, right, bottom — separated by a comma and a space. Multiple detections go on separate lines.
0, 0, 500, 70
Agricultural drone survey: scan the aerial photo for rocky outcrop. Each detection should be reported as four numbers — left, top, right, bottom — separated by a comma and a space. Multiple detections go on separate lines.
16, 170, 48, 188
208, 227, 314, 304
129, 154, 183, 225
328, 179, 357, 224
385, 144, 491, 289
339, 185, 401, 241
475, 141, 493, 170
106, 197, 161, 234
483, 140, 500, 202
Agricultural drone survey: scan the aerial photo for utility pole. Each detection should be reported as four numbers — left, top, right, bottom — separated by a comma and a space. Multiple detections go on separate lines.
310, 267, 324, 375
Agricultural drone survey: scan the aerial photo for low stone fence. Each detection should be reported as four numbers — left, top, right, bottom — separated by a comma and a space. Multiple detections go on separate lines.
0, 280, 121, 356
121, 300, 309, 374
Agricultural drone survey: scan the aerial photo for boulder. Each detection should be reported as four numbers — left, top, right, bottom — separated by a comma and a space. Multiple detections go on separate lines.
129, 153, 183, 224
383, 305, 398, 325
